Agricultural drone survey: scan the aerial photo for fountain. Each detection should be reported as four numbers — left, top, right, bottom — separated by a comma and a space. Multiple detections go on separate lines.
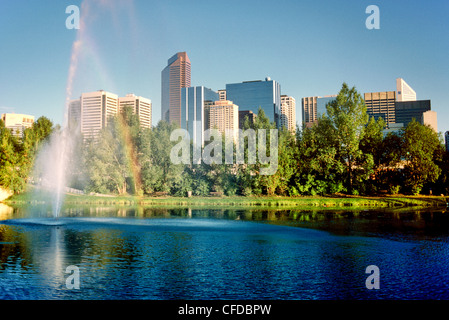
30, 2, 89, 219
33, 127, 77, 218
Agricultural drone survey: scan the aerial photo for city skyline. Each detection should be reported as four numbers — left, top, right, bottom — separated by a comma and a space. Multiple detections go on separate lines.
0, 1, 448, 135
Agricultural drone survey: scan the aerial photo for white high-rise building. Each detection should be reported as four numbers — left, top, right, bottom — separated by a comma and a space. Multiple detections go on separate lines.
80, 90, 118, 140
280, 95, 296, 133
0, 113, 34, 138
69, 90, 153, 139
396, 78, 416, 102
118, 94, 152, 129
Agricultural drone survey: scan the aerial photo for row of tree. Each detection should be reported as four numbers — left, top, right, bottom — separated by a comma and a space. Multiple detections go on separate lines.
1, 83, 448, 197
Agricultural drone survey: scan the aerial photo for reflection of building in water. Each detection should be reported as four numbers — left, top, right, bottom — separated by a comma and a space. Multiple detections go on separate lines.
0, 187, 13, 202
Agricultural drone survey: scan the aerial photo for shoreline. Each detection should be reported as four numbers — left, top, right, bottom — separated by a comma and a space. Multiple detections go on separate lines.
3, 192, 448, 210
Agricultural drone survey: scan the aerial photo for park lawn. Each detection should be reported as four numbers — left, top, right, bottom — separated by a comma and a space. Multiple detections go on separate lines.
3, 190, 447, 209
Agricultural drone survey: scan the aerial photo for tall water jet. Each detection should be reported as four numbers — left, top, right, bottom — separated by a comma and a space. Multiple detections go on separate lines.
31, 0, 134, 217
31, 1, 87, 218
34, 128, 77, 218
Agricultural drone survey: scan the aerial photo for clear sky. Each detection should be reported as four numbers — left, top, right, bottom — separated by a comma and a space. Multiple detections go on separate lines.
1, 0, 448, 135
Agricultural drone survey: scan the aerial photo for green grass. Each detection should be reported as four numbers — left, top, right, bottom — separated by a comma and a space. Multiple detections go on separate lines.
3, 190, 447, 210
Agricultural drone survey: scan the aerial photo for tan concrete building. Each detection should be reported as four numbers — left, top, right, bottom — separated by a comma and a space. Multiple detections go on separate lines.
422, 110, 437, 132
1, 113, 34, 137
364, 91, 396, 126
280, 95, 296, 133
218, 89, 227, 101
301, 96, 317, 128
207, 100, 239, 142
301, 95, 336, 128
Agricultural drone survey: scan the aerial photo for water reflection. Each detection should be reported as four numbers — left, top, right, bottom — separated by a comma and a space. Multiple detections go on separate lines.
0, 203, 13, 220
0, 205, 448, 299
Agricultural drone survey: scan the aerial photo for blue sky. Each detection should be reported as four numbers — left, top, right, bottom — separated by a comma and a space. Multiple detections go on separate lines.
1, 0, 448, 135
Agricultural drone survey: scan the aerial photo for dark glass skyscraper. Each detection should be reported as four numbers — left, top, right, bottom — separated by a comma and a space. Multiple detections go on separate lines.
395, 100, 431, 127
161, 52, 191, 126
445, 131, 449, 153
226, 78, 281, 127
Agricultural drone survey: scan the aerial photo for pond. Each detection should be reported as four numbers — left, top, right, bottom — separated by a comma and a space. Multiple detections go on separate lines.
0, 205, 448, 300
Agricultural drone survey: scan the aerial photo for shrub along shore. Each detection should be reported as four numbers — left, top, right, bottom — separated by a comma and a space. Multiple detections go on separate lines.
3, 192, 447, 210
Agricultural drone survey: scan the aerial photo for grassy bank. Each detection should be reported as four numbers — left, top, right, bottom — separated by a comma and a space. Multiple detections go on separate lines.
3, 190, 447, 210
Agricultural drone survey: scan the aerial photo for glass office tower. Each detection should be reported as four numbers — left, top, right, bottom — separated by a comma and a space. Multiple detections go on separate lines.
226, 77, 280, 127
161, 52, 191, 126
181, 86, 219, 149
445, 131, 449, 153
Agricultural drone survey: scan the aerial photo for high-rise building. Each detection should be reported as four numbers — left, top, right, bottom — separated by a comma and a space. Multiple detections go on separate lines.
301, 96, 317, 127
218, 89, 227, 101
396, 78, 416, 102
118, 94, 152, 129
69, 90, 152, 138
181, 86, 219, 148
301, 95, 336, 128
80, 90, 118, 140
364, 78, 417, 128
68, 99, 81, 129
422, 110, 437, 132
238, 110, 257, 129
395, 100, 431, 127
0, 113, 34, 137
280, 95, 296, 133
226, 77, 280, 127
207, 100, 239, 143
161, 52, 191, 126
364, 91, 396, 126
445, 131, 449, 153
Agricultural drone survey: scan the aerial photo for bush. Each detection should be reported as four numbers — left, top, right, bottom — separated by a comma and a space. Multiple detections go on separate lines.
389, 185, 400, 195
411, 185, 422, 196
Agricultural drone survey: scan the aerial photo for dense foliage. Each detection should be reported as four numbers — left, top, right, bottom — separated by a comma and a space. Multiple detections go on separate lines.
0, 116, 54, 193
1, 83, 448, 197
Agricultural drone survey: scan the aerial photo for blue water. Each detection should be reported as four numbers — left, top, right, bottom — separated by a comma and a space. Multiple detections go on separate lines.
0, 208, 449, 300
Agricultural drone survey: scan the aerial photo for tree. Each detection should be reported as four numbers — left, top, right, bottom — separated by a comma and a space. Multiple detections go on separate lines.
360, 116, 386, 168
235, 107, 277, 195
292, 116, 345, 195
376, 131, 404, 193
0, 123, 22, 192
138, 120, 185, 194
84, 117, 133, 195
357, 116, 386, 194
32, 116, 54, 150
326, 83, 369, 194
0, 118, 52, 194
401, 119, 442, 195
